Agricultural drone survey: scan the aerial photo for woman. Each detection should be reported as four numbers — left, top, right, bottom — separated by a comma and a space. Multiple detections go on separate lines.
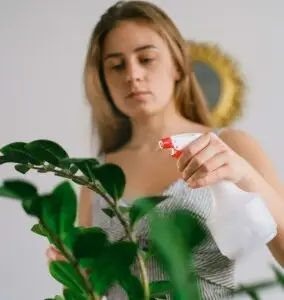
47, 1, 284, 299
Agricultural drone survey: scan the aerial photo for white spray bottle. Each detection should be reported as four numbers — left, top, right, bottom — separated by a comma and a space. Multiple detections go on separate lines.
158, 133, 277, 260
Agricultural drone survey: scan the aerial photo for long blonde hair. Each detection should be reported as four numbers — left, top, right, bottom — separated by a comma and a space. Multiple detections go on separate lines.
83, 0, 212, 154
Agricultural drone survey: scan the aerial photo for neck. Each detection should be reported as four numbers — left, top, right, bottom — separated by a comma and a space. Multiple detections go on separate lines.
127, 110, 193, 151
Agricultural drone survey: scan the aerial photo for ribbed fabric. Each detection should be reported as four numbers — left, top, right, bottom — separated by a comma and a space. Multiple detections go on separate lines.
91, 129, 235, 300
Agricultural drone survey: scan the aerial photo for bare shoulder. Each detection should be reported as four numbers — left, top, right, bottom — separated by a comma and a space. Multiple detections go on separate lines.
217, 127, 270, 167
218, 128, 283, 192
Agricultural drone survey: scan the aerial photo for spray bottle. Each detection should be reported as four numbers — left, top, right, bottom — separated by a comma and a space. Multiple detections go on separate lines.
158, 133, 277, 260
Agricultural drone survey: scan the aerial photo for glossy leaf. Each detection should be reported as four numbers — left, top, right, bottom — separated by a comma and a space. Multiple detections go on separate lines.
102, 207, 115, 218
118, 271, 145, 300
149, 280, 171, 299
243, 289, 260, 300
129, 195, 168, 227
31, 223, 48, 237
49, 261, 87, 295
92, 163, 126, 201
0, 179, 42, 216
30, 222, 55, 244
72, 227, 109, 262
63, 289, 86, 300
0, 142, 42, 165
0, 155, 11, 165
25, 139, 69, 167
61, 158, 99, 181
0, 179, 38, 199
89, 241, 138, 296
14, 164, 31, 174
272, 265, 284, 287
0, 186, 21, 199
41, 181, 77, 239
22, 195, 44, 217
149, 210, 206, 300
102, 206, 129, 219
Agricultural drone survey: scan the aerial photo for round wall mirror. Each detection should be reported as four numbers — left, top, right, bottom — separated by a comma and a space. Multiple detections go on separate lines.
188, 41, 246, 127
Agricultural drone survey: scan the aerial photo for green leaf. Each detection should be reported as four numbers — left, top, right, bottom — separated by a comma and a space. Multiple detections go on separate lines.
30, 222, 54, 244
54, 296, 65, 300
102, 206, 130, 219
0, 186, 20, 199
102, 207, 115, 218
31, 223, 48, 237
129, 195, 168, 227
70, 165, 79, 174
243, 288, 260, 300
272, 265, 284, 287
41, 181, 77, 239
0, 155, 21, 165
22, 195, 43, 217
0, 179, 38, 199
63, 289, 86, 300
0, 179, 42, 216
149, 281, 171, 299
72, 227, 109, 265
14, 164, 31, 174
25, 139, 69, 167
93, 163, 126, 201
0, 142, 42, 165
89, 241, 138, 296
149, 210, 207, 300
49, 261, 87, 295
61, 158, 99, 181
118, 271, 145, 300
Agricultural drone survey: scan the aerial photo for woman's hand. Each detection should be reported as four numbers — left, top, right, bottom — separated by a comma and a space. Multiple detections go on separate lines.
176, 132, 253, 188
46, 244, 67, 263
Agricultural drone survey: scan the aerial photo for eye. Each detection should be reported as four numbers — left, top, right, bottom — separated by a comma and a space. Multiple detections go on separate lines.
111, 63, 125, 71
140, 57, 154, 64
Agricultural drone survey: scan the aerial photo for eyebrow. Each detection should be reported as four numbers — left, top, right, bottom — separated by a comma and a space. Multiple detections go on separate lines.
103, 44, 158, 61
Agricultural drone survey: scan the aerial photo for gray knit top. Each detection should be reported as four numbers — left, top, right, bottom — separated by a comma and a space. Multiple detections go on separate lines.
91, 131, 236, 300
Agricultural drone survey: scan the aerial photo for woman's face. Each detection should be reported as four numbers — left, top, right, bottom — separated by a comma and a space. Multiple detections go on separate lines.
102, 20, 179, 120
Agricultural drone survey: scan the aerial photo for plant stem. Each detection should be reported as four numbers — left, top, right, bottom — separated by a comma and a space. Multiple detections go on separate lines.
41, 220, 99, 300
86, 184, 150, 300
31, 165, 150, 300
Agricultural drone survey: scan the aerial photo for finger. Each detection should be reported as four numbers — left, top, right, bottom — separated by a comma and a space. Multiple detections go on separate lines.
177, 132, 213, 172
46, 247, 66, 262
182, 144, 224, 181
188, 164, 230, 188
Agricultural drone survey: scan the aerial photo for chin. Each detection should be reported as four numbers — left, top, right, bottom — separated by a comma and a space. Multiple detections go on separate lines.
128, 107, 164, 121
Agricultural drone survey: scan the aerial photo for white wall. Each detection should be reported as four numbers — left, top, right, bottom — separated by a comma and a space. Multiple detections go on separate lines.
0, 0, 283, 299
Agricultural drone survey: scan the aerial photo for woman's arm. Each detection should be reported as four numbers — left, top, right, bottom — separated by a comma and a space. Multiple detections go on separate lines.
220, 129, 284, 267
78, 185, 93, 227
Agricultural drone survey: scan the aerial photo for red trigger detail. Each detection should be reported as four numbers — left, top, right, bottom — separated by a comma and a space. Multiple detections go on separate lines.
171, 149, 183, 158
159, 137, 172, 149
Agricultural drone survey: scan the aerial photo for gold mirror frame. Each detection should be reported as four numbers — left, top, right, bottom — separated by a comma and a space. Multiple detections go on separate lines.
188, 40, 246, 127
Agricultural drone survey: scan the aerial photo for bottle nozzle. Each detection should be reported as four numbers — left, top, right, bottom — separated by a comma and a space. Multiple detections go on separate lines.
158, 137, 173, 149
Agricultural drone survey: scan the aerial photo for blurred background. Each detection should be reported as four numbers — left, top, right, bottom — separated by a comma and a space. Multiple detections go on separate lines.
0, 0, 283, 299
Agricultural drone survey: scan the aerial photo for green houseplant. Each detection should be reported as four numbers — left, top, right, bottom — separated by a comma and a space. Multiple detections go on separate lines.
0, 139, 283, 300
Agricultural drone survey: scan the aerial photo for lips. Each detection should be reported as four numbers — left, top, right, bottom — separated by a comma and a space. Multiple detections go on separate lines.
127, 91, 151, 98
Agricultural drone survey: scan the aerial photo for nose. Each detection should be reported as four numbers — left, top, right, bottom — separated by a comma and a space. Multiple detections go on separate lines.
125, 61, 144, 83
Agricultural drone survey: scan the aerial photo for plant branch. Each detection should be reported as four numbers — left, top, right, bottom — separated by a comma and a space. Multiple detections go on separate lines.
32, 164, 150, 300
86, 183, 150, 300
40, 219, 99, 300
